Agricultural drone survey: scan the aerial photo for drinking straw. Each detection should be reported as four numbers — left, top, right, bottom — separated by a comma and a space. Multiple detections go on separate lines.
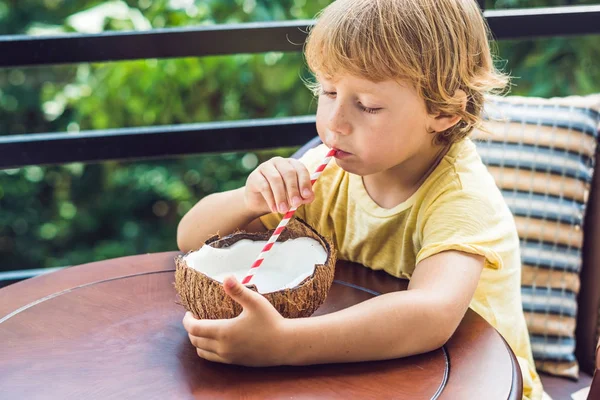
241, 148, 337, 285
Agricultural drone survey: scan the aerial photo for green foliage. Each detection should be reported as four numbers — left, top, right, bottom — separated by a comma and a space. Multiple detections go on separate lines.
1, 0, 599, 272
485, 0, 600, 96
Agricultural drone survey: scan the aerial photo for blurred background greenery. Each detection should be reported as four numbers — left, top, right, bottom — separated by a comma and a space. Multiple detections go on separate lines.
1, 0, 599, 282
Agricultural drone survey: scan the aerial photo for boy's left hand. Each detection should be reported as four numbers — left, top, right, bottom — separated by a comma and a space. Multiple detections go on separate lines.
182, 275, 289, 367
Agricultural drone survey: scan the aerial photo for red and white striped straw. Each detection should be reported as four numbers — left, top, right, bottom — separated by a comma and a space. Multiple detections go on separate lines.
241, 148, 337, 285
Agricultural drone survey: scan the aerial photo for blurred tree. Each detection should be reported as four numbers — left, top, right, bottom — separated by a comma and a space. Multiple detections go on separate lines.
0, 0, 599, 278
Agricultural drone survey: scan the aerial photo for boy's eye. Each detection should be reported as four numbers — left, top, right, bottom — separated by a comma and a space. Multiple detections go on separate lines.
358, 103, 382, 114
320, 90, 382, 114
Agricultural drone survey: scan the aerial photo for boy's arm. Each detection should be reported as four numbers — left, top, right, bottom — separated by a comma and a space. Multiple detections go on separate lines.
282, 250, 484, 365
182, 250, 483, 366
177, 187, 266, 252
177, 156, 314, 252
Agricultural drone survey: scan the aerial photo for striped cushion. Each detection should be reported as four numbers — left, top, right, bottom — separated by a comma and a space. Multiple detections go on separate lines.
472, 94, 600, 379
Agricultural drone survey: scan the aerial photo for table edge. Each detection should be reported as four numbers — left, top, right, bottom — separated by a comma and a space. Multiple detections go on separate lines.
0, 252, 520, 399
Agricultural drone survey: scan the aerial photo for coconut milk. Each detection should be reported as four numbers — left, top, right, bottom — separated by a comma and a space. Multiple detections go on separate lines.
184, 237, 327, 293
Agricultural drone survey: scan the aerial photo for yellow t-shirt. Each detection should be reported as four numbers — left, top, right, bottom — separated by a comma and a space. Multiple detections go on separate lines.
260, 138, 542, 400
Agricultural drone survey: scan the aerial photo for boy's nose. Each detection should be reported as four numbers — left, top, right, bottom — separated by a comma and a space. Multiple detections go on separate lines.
327, 104, 351, 136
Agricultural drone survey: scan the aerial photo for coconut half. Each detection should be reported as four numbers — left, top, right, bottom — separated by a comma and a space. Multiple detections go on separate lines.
174, 218, 337, 320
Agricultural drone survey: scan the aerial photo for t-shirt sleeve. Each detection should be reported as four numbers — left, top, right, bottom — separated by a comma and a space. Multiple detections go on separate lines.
259, 144, 328, 230
415, 188, 513, 270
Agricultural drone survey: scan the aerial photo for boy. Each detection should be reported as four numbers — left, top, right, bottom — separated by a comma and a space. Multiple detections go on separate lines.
178, 0, 543, 398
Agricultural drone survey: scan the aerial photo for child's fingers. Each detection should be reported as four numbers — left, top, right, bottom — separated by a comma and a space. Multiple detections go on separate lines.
254, 172, 277, 213
290, 159, 313, 202
274, 158, 302, 209
260, 161, 289, 213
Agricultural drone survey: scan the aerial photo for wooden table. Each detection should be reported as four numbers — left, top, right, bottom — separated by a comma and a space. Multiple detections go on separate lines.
0, 252, 522, 399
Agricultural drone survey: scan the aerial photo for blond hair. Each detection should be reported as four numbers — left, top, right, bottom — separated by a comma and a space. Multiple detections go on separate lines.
304, 0, 509, 145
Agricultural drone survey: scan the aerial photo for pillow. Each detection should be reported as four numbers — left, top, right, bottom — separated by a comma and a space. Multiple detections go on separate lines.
473, 94, 600, 379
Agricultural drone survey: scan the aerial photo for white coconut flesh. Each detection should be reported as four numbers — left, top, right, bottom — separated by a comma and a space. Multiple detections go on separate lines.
183, 237, 328, 293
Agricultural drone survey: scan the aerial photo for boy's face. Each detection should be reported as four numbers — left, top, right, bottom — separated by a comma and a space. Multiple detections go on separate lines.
316, 73, 439, 177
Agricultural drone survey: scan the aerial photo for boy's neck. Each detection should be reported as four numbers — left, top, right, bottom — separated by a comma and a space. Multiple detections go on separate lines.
362, 143, 450, 209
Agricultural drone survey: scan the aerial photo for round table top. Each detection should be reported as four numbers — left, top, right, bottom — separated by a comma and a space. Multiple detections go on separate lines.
0, 252, 521, 399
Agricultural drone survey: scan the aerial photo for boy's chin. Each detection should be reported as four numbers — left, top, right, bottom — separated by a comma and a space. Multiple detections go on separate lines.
334, 158, 370, 176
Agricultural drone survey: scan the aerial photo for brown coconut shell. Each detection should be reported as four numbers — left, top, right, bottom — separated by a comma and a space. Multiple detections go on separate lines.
174, 217, 337, 320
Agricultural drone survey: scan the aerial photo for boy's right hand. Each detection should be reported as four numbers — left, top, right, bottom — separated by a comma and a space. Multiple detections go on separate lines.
244, 157, 315, 215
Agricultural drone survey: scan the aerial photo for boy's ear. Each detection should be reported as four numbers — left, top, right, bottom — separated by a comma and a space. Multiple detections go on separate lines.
427, 89, 467, 133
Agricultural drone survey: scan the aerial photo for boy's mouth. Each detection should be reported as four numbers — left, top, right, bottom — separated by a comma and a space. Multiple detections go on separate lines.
332, 148, 352, 159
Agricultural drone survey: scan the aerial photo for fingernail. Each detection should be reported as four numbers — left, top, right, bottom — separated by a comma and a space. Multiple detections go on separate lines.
302, 189, 312, 197
292, 196, 301, 207
279, 203, 288, 213
224, 277, 236, 289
